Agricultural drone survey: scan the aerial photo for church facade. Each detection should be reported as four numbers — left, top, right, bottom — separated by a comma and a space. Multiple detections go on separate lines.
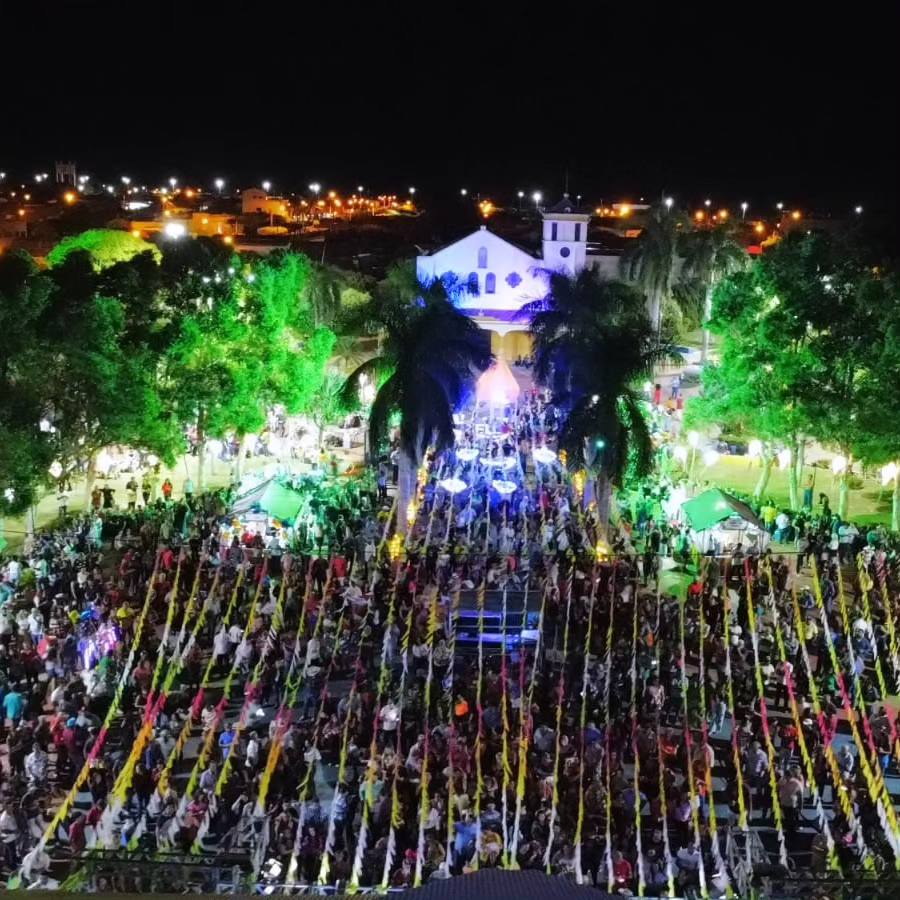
416, 196, 620, 359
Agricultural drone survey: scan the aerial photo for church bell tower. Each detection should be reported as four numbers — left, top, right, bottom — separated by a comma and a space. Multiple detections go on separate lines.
541, 194, 591, 275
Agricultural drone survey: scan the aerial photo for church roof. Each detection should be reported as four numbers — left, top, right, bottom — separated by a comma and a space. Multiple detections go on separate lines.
542, 193, 586, 215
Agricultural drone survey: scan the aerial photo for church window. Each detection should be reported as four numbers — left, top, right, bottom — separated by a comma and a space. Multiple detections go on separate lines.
467, 272, 479, 294
477, 246, 488, 268
485, 273, 496, 294
506, 271, 522, 288
551, 222, 558, 241
574, 223, 582, 241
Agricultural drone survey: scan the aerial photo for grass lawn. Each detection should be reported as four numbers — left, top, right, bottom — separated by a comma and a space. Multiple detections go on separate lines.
696, 455, 893, 525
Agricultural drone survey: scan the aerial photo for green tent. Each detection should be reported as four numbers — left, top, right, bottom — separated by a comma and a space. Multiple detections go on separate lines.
681, 488, 763, 532
230, 478, 305, 522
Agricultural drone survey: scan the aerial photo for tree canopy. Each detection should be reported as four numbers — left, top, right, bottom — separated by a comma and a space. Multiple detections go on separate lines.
688, 229, 900, 515
0, 236, 337, 514
46, 228, 162, 270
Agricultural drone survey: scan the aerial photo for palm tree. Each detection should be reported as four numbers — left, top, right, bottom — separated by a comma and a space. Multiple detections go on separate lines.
341, 279, 492, 533
679, 223, 748, 363
621, 203, 682, 336
524, 269, 672, 534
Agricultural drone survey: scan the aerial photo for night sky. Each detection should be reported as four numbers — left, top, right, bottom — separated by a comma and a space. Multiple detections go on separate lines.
5, 6, 897, 215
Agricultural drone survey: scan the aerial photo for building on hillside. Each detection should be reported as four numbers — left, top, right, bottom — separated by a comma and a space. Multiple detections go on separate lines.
416, 195, 620, 359
241, 189, 293, 220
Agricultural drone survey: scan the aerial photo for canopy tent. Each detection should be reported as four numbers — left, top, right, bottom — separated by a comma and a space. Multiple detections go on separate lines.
475, 358, 521, 406
681, 488, 769, 554
229, 478, 305, 522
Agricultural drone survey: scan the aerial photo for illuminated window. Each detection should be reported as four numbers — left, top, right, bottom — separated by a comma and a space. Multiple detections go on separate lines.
485, 273, 496, 294
467, 272, 479, 294
477, 246, 487, 268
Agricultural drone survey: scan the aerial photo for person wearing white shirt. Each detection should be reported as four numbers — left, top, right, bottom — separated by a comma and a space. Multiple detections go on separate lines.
25, 743, 48, 787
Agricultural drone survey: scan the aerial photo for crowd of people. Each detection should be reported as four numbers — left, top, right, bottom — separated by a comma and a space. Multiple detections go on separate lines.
1, 392, 900, 898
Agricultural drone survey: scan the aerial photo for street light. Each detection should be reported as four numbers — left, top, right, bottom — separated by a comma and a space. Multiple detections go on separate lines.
460, 188, 467, 196
704, 198, 711, 208
776, 202, 784, 211
664, 196, 674, 210
532, 191, 542, 210
740, 201, 749, 219
169, 177, 177, 189
214, 178, 225, 193
309, 182, 321, 195
854, 205, 863, 215
262, 180, 271, 192
121, 176, 131, 185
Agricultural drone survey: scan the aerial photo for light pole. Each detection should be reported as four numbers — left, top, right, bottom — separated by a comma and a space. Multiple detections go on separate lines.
517, 190, 524, 211
532, 191, 542, 212
215, 178, 225, 194
664, 196, 674, 211
460, 188, 467, 197
741, 201, 749, 219
262, 180, 271, 193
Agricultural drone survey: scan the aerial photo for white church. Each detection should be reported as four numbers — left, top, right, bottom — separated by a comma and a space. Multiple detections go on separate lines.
416, 196, 620, 360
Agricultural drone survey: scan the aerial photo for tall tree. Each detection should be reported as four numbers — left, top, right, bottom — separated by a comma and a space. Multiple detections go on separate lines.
853, 275, 900, 528
688, 230, 886, 516
341, 278, 491, 533
34, 251, 180, 504
679, 222, 748, 362
621, 203, 682, 335
161, 250, 333, 489
0, 252, 55, 519
525, 270, 670, 532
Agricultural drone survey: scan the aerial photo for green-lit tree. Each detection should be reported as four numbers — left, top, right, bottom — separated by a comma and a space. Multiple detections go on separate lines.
525, 269, 670, 533
853, 278, 900, 528
46, 228, 161, 270
161, 250, 334, 489
35, 251, 180, 504
688, 230, 888, 516
679, 222, 748, 363
302, 261, 371, 329
0, 252, 56, 520
340, 276, 491, 532
621, 203, 683, 335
